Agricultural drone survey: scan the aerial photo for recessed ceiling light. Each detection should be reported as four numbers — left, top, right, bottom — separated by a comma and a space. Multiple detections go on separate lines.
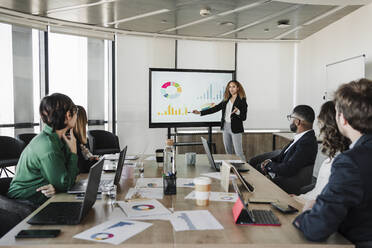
219, 21, 234, 26
277, 19, 290, 28
200, 7, 211, 17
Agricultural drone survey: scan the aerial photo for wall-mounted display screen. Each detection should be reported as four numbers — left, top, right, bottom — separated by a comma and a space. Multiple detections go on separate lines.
149, 68, 234, 128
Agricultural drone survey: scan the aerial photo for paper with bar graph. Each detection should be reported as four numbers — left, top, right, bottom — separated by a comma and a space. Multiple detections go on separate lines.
150, 70, 233, 125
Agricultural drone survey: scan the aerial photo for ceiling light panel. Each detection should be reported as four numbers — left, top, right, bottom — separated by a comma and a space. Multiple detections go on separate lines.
236, 4, 334, 39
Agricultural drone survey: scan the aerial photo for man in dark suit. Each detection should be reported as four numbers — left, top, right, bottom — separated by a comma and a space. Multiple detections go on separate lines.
294, 79, 372, 247
250, 105, 318, 194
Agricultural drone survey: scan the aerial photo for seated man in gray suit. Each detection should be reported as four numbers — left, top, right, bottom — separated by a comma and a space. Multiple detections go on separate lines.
250, 105, 318, 194
294, 79, 372, 247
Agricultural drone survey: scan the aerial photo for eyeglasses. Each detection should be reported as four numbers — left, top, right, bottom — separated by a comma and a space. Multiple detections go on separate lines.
286, 114, 301, 121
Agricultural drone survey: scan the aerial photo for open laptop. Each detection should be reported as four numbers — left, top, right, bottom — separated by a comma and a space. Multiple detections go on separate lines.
27, 158, 104, 225
201, 137, 249, 172
232, 172, 280, 226
68, 146, 127, 194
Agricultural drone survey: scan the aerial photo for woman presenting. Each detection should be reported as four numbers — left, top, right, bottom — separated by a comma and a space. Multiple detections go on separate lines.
193, 80, 248, 161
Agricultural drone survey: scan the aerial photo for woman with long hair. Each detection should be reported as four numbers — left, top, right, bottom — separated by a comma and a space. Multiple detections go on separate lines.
193, 80, 248, 161
295, 100, 350, 202
73, 105, 98, 173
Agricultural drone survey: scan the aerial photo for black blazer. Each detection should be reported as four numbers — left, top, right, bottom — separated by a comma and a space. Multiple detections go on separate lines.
265, 130, 318, 177
294, 134, 372, 244
200, 96, 248, 133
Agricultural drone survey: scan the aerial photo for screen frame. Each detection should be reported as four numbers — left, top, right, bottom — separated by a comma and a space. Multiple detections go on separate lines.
149, 68, 236, 128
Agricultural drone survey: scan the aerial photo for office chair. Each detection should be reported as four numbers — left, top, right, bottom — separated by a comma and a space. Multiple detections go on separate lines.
16, 133, 37, 149
0, 178, 35, 238
87, 130, 120, 156
0, 136, 24, 177
273, 164, 315, 195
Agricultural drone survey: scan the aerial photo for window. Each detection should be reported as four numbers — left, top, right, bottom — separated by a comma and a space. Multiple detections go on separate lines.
0, 23, 14, 136
48, 32, 88, 107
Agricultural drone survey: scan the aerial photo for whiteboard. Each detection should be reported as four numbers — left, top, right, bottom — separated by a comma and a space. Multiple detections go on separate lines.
325, 55, 365, 100
149, 69, 234, 127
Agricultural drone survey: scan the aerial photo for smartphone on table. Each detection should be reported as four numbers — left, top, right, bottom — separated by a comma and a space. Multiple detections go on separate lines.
271, 202, 298, 214
15, 229, 60, 238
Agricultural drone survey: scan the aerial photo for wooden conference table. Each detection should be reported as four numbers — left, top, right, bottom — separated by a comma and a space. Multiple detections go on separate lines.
0, 154, 353, 247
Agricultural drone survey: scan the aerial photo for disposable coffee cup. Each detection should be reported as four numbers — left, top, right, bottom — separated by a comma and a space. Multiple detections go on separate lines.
185, 152, 196, 166
193, 177, 211, 206
155, 149, 164, 167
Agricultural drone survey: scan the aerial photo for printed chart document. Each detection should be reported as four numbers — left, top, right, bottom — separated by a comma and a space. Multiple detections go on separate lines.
135, 178, 195, 188
125, 187, 164, 200
185, 191, 238, 202
176, 178, 195, 188
214, 160, 244, 163
74, 219, 152, 245
118, 199, 171, 218
136, 178, 163, 188
169, 210, 223, 231
201, 172, 237, 181
145, 156, 156, 161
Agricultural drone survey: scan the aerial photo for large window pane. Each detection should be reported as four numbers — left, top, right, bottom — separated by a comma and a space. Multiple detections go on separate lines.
49, 32, 88, 107
0, 22, 14, 136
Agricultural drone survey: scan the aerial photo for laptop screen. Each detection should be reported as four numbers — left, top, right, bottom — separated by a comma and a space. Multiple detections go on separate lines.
201, 137, 217, 170
80, 158, 104, 220
114, 146, 127, 185
232, 175, 256, 223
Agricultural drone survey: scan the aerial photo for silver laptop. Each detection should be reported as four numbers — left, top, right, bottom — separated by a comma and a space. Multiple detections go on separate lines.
68, 146, 127, 194
201, 137, 249, 172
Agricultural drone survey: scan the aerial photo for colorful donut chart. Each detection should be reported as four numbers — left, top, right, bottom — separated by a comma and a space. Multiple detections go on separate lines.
91, 232, 114, 240
161, 82, 182, 99
132, 204, 155, 211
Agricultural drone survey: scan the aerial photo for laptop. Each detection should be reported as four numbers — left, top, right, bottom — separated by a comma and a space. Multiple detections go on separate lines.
27, 158, 104, 225
68, 146, 127, 194
201, 137, 249, 172
232, 172, 280, 226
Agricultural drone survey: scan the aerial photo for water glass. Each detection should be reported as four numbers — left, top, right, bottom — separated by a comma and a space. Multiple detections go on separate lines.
102, 184, 117, 205
135, 162, 145, 178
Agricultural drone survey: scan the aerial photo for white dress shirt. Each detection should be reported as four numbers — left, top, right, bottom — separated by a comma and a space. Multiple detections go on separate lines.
284, 129, 313, 154
296, 155, 336, 202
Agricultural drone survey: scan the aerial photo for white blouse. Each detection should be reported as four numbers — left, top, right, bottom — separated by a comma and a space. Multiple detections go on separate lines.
297, 156, 335, 201
224, 100, 233, 123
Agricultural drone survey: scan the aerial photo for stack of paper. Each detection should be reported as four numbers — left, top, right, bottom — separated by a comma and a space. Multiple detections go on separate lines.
168, 210, 224, 231
185, 191, 238, 202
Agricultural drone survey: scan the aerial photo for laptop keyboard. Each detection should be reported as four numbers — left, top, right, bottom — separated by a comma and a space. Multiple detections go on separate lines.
251, 209, 280, 225
28, 202, 83, 225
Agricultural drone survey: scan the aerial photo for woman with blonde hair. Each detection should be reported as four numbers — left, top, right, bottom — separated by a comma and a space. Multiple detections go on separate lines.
193, 80, 248, 161
73, 105, 98, 173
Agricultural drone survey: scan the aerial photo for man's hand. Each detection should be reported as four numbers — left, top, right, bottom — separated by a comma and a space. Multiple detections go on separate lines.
62, 129, 77, 154
260, 159, 271, 174
302, 199, 316, 212
36, 184, 56, 198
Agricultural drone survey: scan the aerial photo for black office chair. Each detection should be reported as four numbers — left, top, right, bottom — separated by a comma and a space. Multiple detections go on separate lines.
0, 136, 24, 177
0, 178, 35, 238
16, 133, 37, 150
272, 165, 315, 195
87, 130, 120, 156
248, 149, 282, 169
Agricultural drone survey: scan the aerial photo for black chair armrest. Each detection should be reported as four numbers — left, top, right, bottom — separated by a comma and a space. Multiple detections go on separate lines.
300, 183, 316, 194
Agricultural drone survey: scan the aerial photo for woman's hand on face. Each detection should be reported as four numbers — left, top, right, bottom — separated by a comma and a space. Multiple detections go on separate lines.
192, 110, 201, 115
62, 129, 77, 154
36, 184, 56, 198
